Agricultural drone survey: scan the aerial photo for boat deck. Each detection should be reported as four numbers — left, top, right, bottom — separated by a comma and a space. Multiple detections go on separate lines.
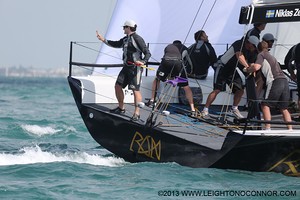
85, 102, 300, 137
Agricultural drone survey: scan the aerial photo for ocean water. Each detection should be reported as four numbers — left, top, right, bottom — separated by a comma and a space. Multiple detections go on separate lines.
0, 76, 299, 200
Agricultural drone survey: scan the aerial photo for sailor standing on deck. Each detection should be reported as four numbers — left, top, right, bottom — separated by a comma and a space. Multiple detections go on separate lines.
96, 20, 151, 121
201, 36, 259, 119
246, 41, 293, 130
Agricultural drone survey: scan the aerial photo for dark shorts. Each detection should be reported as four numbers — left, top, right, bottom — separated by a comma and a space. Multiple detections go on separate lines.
116, 65, 143, 91
213, 67, 244, 93
262, 78, 290, 109
156, 59, 188, 87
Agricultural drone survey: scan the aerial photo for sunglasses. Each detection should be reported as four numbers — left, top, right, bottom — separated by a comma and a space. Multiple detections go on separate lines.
123, 26, 129, 29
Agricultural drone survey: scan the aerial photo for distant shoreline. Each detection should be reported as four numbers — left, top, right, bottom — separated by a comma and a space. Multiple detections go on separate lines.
0, 66, 89, 77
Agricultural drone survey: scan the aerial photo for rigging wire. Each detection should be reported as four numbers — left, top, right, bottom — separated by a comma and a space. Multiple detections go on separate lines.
201, 0, 218, 30
182, 0, 205, 44
74, 42, 123, 61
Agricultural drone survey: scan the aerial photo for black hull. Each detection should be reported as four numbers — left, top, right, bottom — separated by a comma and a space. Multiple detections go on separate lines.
68, 76, 300, 176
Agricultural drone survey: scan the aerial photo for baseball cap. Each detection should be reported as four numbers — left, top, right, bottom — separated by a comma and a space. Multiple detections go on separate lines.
123, 20, 136, 27
248, 35, 260, 48
262, 33, 277, 41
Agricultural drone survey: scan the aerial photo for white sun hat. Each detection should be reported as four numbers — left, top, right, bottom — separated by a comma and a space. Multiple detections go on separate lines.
123, 20, 136, 27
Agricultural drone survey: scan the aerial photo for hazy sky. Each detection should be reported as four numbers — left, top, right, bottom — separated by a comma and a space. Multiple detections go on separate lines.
0, 0, 116, 69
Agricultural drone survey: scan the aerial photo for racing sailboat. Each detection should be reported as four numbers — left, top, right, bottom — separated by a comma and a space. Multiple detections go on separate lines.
68, 0, 300, 176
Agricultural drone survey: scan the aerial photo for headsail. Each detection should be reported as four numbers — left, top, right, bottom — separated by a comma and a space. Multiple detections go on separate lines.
94, 0, 251, 75
94, 0, 300, 72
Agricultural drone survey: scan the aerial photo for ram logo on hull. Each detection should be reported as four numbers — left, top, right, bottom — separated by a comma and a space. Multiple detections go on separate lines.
130, 131, 161, 160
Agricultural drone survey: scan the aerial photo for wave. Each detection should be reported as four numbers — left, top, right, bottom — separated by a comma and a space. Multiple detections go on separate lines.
21, 124, 76, 136
0, 145, 126, 167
